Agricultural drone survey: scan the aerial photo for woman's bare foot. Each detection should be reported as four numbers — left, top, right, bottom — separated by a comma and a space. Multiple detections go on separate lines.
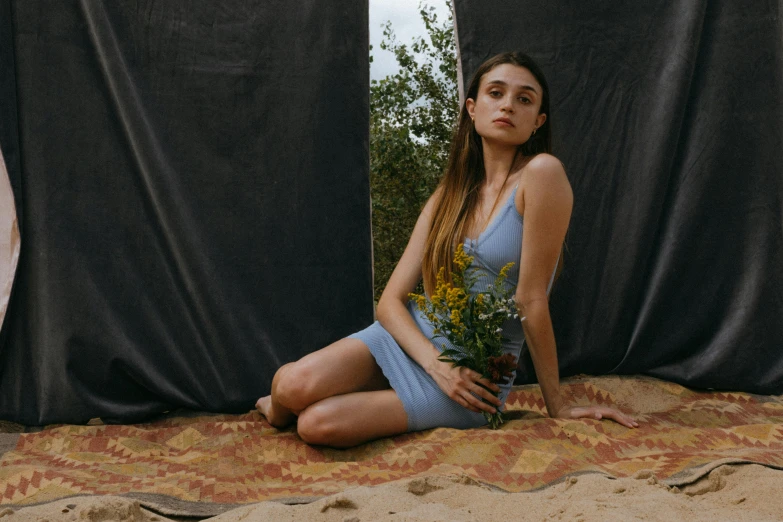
255, 395, 295, 428
255, 395, 272, 417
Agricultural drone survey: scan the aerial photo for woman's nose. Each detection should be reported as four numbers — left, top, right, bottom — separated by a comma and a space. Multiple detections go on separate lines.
501, 96, 514, 112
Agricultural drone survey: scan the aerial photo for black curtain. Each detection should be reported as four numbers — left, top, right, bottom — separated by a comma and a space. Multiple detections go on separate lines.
0, 1, 373, 424
454, 0, 783, 393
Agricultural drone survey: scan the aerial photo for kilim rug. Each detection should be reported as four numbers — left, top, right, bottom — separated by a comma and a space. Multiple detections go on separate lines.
0, 375, 781, 517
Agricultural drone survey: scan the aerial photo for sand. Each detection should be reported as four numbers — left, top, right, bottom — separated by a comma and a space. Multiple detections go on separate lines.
5, 463, 783, 521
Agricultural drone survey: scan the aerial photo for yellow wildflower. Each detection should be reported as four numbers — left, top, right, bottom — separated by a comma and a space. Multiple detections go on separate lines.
498, 261, 514, 280
445, 288, 467, 313
407, 292, 427, 312
432, 267, 449, 305
453, 244, 474, 274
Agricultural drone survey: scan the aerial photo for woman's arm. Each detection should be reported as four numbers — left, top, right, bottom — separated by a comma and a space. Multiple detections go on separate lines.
516, 154, 637, 428
376, 192, 502, 415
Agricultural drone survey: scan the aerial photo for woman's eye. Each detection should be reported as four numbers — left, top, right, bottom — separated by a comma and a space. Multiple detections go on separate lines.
489, 91, 501, 97
518, 97, 531, 103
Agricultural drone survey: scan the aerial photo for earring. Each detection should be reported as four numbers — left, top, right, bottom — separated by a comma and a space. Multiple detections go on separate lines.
531, 128, 537, 136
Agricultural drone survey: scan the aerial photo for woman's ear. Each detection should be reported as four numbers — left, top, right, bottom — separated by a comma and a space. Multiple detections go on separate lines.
535, 113, 547, 129
466, 98, 476, 120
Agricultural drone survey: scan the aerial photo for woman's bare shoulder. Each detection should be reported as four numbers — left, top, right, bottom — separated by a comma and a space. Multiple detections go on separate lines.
524, 153, 568, 182
518, 154, 572, 211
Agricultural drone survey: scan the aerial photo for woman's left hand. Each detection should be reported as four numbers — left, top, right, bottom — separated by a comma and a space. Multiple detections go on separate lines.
555, 405, 639, 428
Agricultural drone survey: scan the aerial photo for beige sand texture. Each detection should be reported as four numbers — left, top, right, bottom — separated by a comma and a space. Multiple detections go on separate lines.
5, 464, 783, 521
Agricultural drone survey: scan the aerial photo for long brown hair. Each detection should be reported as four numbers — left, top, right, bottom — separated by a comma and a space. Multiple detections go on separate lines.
422, 52, 552, 294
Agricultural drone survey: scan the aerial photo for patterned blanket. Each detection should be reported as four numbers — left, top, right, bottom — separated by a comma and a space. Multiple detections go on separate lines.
1, 375, 781, 517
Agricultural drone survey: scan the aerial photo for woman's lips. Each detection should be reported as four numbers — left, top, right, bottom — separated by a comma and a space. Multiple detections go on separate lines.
493, 118, 514, 127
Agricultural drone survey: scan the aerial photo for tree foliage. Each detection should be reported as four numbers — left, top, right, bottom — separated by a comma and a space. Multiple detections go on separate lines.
370, 1, 459, 300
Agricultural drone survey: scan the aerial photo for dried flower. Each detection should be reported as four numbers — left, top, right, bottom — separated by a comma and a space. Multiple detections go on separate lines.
487, 353, 518, 384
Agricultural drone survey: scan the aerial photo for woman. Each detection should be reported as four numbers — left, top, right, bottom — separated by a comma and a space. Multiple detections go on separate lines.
256, 52, 638, 448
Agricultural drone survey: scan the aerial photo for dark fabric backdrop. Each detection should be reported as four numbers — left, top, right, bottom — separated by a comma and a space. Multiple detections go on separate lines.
0, 1, 373, 424
454, 0, 783, 393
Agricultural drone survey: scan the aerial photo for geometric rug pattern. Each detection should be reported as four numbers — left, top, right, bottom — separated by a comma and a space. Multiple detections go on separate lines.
1, 376, 782, 514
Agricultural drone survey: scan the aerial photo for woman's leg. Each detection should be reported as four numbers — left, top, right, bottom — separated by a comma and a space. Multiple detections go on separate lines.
255, 363, 298, 427
296, 389, 408, 448
256, 337, 391, 428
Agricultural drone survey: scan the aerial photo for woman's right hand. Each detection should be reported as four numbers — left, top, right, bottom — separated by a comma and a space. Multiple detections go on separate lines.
555, 404, 639, 428
428, 360, 502, 414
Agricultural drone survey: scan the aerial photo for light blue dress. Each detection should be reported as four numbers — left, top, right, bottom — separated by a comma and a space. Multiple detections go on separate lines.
350, 187, 554, 431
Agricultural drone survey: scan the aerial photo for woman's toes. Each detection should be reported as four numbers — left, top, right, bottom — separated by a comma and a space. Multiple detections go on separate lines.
255, 396, 271, 416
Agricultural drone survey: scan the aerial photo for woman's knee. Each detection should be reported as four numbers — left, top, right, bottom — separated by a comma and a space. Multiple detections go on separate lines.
296, 404, 340, 446
274, 362, 319, 412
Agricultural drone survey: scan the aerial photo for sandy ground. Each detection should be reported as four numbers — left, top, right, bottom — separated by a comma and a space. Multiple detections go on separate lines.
5, 463, 782, 521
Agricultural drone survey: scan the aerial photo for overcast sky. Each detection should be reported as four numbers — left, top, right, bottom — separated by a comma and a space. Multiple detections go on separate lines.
369, 0, 452, 82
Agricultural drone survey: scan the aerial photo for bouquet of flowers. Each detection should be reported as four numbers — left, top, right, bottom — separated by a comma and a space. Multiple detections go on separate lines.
410, 244, 520, 429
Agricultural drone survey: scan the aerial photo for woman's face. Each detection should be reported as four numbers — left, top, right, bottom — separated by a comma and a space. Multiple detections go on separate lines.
466, 63, 547, 147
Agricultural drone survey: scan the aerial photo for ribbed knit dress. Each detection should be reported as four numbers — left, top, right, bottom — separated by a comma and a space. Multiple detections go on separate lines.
350, 187, 555, 431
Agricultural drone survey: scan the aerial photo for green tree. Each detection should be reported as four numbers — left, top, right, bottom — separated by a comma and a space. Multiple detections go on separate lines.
370, 1, 459, 300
